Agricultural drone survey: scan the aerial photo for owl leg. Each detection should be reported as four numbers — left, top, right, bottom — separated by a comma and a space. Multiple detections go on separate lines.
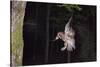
61, 47, 67, 51
61, 42, 67, 51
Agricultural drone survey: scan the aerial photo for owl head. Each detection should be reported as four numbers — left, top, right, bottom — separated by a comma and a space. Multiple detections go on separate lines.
53, 32, 65, 41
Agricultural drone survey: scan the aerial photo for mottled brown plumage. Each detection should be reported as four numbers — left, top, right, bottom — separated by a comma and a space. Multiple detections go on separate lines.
54, 16, 75, 51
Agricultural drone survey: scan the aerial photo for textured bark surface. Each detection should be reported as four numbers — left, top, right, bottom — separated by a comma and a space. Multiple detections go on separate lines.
11, 1, 26, 66
11, 1, 26, 32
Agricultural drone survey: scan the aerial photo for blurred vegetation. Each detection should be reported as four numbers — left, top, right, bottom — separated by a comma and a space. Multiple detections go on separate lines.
57, 4, 82, 12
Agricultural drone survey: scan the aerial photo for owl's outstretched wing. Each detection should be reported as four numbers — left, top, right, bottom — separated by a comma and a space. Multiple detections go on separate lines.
64, 16, 72, 33
64, 16, 75, 51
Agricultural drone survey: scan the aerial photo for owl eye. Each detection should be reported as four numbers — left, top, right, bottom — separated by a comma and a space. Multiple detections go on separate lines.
58, 33, 62, 39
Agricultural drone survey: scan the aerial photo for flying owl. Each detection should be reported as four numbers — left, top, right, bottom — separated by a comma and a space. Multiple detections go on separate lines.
53, 16, 75, 51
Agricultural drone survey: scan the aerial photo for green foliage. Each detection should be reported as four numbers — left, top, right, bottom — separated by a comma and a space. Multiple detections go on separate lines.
57, 4, 82, 12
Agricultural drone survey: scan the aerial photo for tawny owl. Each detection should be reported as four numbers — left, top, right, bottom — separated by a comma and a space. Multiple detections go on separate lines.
53, 16, 75, 51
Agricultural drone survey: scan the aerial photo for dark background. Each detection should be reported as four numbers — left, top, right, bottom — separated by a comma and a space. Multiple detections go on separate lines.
22, 2, 96, 66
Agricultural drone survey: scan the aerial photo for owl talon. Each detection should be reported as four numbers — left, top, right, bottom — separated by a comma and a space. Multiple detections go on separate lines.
61, 47, 66, 51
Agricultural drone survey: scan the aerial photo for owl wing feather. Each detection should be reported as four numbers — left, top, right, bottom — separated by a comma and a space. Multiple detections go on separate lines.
64, 16, 75, 51
64, 16, 72, 33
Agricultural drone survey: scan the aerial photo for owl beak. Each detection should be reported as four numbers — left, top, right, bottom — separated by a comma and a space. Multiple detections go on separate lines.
52, 36, 59, 41
55, 36, 59, 40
